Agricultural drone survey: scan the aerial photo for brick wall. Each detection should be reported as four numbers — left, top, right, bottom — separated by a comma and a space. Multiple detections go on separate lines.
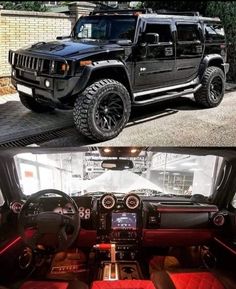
0, 10, 75, 77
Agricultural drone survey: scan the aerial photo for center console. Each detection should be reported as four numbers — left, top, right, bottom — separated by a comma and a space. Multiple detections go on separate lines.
110, 212, 139, 260
97, 194, 142, 261
96, 193, 143, 281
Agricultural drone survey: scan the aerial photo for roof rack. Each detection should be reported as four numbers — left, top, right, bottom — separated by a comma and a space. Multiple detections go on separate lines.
155, 10, 200, 17
90, 9, 152, 16
90, 9, 201, 17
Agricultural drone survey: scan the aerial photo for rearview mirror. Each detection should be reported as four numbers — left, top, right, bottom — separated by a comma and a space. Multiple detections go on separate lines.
101, 159, 134, 170
144, 33, 159, 44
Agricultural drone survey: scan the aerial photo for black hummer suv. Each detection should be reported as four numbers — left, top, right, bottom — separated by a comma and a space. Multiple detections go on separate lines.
9, 9, 229, 141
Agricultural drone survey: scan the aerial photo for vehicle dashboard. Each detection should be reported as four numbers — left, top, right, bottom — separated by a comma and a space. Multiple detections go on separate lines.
10, 192, 226, 252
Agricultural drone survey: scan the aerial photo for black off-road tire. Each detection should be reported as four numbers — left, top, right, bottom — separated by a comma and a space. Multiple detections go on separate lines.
73, 79, 131, 141
19, 93, 55, 113
194, 66, 225, 108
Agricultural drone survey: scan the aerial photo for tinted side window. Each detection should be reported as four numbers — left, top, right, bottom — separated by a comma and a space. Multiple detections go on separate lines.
177, 24, 201, 42
145, 23, 172, 42
205, 23, 225, 42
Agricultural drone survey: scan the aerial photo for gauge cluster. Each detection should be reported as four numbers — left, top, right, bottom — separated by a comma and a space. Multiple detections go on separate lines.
19, 196, 93, 221
53, 203, 91, 220
53, 203, 75, 215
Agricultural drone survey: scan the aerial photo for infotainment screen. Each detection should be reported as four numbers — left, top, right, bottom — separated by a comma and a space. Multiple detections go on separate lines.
111, 212, 137, 229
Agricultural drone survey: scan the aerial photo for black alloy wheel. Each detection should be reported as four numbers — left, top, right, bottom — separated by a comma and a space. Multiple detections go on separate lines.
95, 92, 124, 131
194, 66, 225, 108
73, 79, 131, 141
209, 76, 223, 104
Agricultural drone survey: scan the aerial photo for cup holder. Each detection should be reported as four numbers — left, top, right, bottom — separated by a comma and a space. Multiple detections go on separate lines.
122, 266, 135, 274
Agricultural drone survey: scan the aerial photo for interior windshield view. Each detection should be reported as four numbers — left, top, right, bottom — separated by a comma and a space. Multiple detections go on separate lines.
0, 147, 235, 289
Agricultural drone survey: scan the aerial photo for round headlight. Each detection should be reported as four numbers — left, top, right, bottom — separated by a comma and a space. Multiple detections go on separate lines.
45, 80, 50, 88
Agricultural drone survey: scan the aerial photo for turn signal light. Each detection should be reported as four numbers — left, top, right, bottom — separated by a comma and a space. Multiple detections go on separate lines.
61, 63, 70, 72
80, 60, 92, 66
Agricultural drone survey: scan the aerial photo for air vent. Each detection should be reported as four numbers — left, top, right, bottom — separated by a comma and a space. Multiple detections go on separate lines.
10, 201, 23, 214
124, 194, 140, 210
101, 194, 116, 210
212, 213, 225, 227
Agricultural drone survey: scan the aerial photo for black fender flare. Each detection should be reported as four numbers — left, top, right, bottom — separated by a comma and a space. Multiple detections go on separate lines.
72, 60, 134, 100
199, 54, 226, 79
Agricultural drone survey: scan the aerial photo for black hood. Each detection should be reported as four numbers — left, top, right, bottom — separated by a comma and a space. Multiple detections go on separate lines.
21, 38, 123, 58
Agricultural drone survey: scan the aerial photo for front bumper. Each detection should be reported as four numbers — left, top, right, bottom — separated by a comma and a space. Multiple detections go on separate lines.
11, 68, 81, 107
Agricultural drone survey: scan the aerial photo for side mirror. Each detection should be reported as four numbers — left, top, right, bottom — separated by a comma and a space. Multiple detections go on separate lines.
117, 39, 132, 46
144, 33, 159, 45
56, 35, 71, 40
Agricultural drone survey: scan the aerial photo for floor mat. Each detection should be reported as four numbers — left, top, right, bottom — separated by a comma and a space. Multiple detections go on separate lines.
47, 250, 88, 282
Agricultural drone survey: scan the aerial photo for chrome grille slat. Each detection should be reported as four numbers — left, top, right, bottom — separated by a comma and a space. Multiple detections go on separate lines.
36, 58, 39, 70
41, 59, 44, 72
18, 54, 21, 66
25, 55, 28, 68
16, 54, 19, 66
32, 58, 36, 70
30, 57, 33, 70
23, 55, 27, 67
26, 56, 29, 67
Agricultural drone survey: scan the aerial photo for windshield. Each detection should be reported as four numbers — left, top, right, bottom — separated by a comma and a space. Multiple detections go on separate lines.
14, 150, 223, 198
73, 16, 137, 42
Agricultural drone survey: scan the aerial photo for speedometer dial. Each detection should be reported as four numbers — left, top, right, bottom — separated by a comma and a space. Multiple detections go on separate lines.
64, 203, 75, 214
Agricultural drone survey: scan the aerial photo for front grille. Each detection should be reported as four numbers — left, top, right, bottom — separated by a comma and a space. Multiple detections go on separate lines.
9, 50, 70, 77
15, 53, 49, 73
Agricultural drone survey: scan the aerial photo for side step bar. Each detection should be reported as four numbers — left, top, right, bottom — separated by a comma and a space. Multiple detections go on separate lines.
133, 84, 202, 106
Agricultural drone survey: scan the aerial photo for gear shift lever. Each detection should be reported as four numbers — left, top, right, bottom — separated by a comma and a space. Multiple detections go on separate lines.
93, 243, 118, 280
93, 243, 116, 263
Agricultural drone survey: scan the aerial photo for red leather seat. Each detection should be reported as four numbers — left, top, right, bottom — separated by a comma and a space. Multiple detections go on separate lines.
91, 280, 156, 289
151, 271, 225, 289
19, 280, 88, 289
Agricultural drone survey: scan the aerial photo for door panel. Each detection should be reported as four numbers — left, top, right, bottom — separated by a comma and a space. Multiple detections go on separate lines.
0, 189, 18, 248
175, 23, 203, 83
134, 22, 175, 91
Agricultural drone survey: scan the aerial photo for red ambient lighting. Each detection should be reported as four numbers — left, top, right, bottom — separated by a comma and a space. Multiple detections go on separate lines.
0, 236, 22, 255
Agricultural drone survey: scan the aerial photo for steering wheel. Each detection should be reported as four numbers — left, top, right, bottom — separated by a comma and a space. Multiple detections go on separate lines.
18, 189, 80, 252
